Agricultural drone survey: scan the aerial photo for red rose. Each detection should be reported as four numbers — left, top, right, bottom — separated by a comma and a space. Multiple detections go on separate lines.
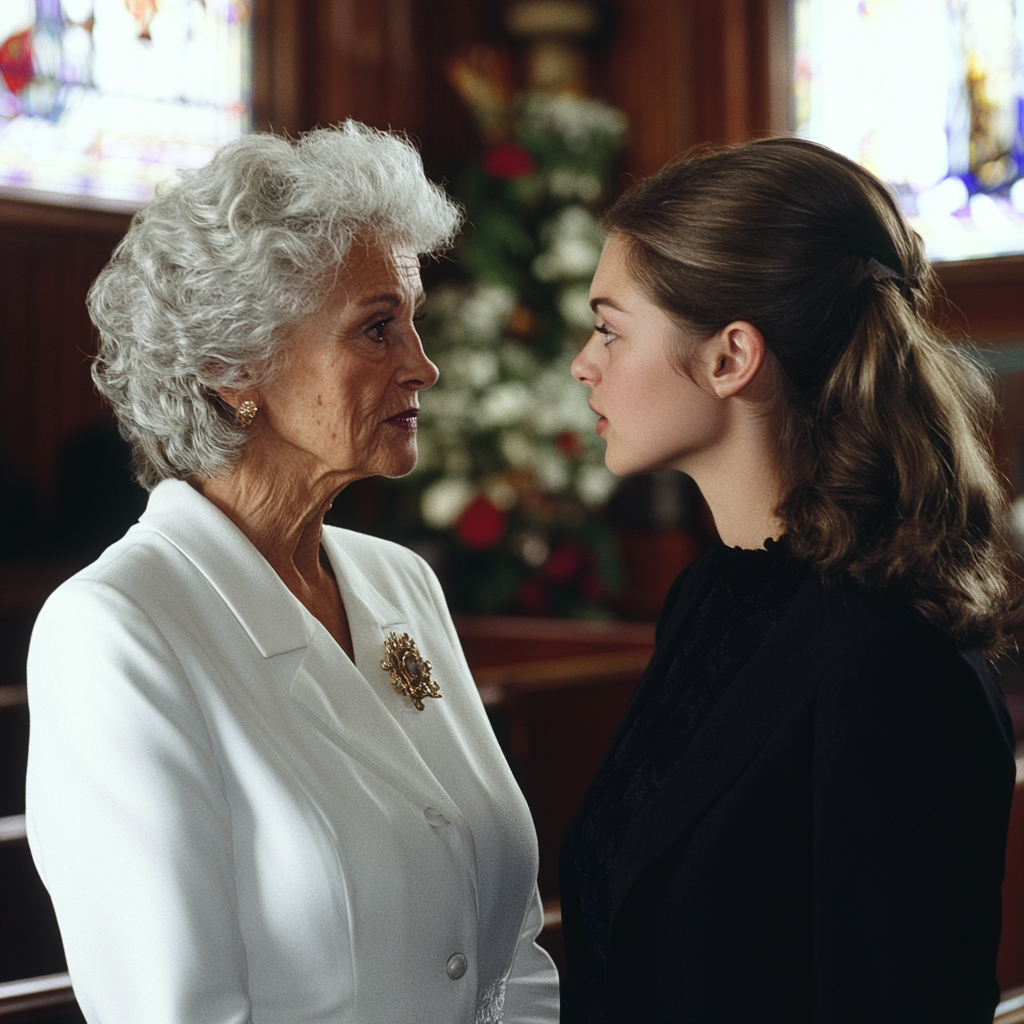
516, 577, 550, 615
483, 143, 536, 180
455, 495, 507, 549
556, 431, 583, 458
544, 542, 585, 583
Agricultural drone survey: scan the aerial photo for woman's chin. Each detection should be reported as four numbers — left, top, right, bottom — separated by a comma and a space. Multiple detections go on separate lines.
376, 443, 419, 479
604, 448, 645, 478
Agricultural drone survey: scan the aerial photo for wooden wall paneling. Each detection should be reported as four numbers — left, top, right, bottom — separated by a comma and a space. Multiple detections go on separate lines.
934, 256, 1024, 345
764, 0, 792, 134
252, 0, 306, 136
307, 0, 419, 134
301, 0, 503, 181
602, 0, 696, 178
0, 235, 32, 492
603, 0, 785, 177
409, 0, 505, 181
0, 223, 123, 516
721, 0, 754, 144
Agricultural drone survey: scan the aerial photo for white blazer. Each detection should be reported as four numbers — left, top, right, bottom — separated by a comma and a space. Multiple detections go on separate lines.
26, 479, 559, 1024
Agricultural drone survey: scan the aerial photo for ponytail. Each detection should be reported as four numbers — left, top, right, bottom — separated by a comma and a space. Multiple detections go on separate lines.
604, 138, 1020, 653
783, 279, 1014, 650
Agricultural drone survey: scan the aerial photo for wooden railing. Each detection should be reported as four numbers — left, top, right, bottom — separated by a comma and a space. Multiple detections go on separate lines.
0, 974, 76, 1023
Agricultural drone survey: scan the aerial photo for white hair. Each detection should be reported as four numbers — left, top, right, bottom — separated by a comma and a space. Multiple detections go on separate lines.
89, 122, 463, 489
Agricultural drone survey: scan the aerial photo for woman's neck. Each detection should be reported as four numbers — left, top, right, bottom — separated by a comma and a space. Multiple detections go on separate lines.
196, 465, 337, 579
190, 427, 366, 593
684, 408, 787, 551
194, 454, 356, 658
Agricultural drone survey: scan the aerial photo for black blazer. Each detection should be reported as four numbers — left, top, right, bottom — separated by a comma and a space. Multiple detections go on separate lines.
560, 556, 1016, 1024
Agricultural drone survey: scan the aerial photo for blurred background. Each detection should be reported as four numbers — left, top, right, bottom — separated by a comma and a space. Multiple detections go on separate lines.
0, 1, 1023, 1019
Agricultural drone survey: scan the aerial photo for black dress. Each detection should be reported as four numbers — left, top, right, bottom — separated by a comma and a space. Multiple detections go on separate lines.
560, 543, 1015, 1023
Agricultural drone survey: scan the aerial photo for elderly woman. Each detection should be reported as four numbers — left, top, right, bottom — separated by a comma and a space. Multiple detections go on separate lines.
26, 123, 558, 1024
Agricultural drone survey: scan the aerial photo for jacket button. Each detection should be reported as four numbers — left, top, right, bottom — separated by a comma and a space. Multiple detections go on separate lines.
446, 953, 467, 980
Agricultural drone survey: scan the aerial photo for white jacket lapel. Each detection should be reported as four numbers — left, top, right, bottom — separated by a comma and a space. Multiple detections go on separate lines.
140, 479, 308, 658
139, 480, 466, 824
292, 532, 469, 826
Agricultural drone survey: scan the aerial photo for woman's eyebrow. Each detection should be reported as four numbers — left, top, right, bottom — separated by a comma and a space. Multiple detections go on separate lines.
356, 289, 425, 310
357, 292, 402, 308
591, 297, 629, 314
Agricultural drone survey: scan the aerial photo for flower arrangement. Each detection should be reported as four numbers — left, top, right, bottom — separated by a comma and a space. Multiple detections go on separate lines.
393, 48, 629, 616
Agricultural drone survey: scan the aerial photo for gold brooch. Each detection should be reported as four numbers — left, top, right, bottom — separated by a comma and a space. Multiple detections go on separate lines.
380, 632, 442, 711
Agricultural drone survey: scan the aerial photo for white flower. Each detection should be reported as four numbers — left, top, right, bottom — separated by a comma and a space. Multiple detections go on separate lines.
576, 464, 618, 507
522, 94, 628, 152
500, 431, 537, 467
535, 450, 569, 491
421, 478, 475, 530
558, 283, 595, 332
422, 388, 472, 423
458, 283, 517, 343
518, 532, 550, 567
548, 168, 601, 202
532, 358, 595, 433
484, 477, 518, 510
533, 238, 601, 282
478, 381, 534, 427
445, 348, 500, 389
532, 206, 603, 282
500, 342, 540, 378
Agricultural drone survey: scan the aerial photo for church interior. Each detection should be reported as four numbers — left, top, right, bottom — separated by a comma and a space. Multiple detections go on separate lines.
1, 1, 1023, 1020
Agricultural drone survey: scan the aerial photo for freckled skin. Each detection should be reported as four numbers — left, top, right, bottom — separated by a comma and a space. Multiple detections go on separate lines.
254, 246, 436, 482
196, 239, 438, 656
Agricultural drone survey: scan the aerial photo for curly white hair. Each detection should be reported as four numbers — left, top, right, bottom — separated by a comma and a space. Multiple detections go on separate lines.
89, 122, 463, 489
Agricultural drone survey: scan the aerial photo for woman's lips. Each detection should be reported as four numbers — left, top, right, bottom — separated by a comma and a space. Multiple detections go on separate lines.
590, 404, 607, 436
386, 408, 419, 432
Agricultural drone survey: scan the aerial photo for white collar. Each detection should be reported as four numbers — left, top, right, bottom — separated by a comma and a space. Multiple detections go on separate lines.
140, 478, 309, 658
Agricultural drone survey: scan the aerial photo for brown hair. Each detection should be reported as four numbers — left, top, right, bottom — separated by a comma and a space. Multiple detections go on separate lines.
604, 137, 1018, 653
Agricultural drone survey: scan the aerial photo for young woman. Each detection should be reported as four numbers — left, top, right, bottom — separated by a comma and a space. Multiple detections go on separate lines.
562, 137, 1018, 1023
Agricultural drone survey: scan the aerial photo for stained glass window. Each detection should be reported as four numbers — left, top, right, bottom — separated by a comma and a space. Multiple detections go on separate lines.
793, 0, 1024, 262
0, 0, 250, 211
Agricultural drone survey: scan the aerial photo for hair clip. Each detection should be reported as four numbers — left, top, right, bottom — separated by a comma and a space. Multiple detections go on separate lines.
864, 256, 902, 282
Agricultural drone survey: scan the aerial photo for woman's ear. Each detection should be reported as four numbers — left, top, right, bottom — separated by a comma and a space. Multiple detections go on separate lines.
697, 321, 766, 399
212, 371, 262, 415
215, 387, 247, 415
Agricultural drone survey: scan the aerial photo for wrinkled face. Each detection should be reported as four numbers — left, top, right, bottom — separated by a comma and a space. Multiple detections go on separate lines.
256, 239, 438, 482
571, 234, 726, 477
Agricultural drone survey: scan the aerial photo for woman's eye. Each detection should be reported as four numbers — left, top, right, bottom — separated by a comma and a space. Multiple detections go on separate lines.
595, 322, 617, 344
367, 317, 392, 341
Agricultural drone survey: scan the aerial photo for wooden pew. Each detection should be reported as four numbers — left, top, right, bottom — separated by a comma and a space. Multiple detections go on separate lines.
475, 648, 651, 899
0, 974, 75, 1024
6, 600, 1024, 1018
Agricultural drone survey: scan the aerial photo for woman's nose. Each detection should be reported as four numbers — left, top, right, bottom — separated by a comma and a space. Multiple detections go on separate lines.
571, 334, 601, 387
402, 334, 440, 390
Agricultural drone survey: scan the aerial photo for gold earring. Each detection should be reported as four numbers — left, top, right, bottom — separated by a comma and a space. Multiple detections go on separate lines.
237, 400, 258, 429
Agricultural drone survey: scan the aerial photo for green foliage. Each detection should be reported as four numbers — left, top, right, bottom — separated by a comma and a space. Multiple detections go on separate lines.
391, 90, 629, 617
